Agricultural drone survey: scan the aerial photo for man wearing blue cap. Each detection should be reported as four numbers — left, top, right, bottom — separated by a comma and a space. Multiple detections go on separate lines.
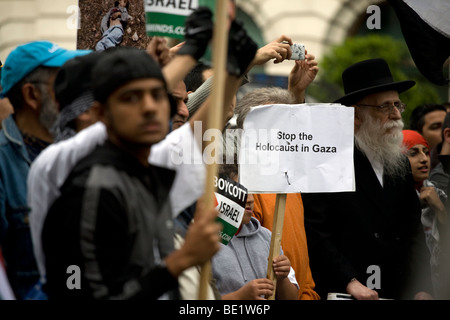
0, 40, 90, 299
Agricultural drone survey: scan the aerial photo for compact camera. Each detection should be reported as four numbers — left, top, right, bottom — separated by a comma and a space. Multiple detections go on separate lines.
290, 43, 305, 60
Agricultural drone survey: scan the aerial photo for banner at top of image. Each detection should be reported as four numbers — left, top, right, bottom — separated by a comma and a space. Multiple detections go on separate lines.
144, 0, 216, 39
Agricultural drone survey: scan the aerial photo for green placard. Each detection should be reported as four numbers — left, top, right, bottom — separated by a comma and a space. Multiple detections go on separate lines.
214, 175, 247, 245
144, 0, 216, 39
145, 11, 188, 39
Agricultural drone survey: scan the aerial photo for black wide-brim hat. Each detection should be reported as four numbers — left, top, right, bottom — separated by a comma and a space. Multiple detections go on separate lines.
334, 58, 416, 106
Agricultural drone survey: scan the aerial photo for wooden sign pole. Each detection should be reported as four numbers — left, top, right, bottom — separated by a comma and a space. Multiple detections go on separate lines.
198, 0, 229, 300
265, 193, 287, 300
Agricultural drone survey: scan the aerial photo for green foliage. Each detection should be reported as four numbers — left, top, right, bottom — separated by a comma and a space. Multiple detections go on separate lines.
308, 34, 442, 127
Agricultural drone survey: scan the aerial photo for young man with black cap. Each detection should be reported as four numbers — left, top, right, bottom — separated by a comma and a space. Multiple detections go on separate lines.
0, 41, 90, 299
302, 58, 433, 300
42, 47, 224, 300
29, 5, 216, 258
41, 9, 258, 299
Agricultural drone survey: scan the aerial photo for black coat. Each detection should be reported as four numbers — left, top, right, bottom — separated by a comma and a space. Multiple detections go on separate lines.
436, 154, 450, 299
302, 147, 432, 299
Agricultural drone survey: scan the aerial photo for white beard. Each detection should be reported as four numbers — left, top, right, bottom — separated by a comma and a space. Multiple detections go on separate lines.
355, 114, 408, 178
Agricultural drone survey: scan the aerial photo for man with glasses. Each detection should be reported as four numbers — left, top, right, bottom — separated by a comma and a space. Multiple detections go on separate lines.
0, 41, 90, 299
302, 58, 433, 300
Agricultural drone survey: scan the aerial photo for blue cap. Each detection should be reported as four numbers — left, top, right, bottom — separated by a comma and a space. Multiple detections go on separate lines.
0, 41, 91, 98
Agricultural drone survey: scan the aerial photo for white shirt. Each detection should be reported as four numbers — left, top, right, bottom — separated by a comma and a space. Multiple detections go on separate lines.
27, 122, 205, 281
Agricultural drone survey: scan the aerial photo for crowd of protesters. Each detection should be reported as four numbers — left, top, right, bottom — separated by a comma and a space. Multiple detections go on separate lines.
0, 4, 449, 301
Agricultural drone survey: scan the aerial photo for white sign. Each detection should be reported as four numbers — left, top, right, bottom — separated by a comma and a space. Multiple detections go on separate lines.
239, 104, 355, 193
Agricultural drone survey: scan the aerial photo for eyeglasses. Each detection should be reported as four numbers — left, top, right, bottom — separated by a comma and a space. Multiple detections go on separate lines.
356, 101, 407, 114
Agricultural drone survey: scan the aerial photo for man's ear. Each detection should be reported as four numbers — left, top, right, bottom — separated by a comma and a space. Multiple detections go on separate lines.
444, 127, 450, 144
353, 105, 362, 132
21, 83, 41, 112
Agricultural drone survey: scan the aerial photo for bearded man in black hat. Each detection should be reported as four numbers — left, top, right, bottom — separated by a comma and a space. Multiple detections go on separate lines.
302, 58, 433, 300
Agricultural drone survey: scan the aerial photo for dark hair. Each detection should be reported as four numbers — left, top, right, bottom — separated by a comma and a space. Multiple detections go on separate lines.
218, 152, 239, 180
184, 62, 212, 92
218, 163, 239, 181
409, 104, 447, 133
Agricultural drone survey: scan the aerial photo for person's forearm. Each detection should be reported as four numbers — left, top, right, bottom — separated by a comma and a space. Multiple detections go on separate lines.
275, 278, 299, 300
164, 247, 195, 278
162, 55, 196, 92
288, 86, 305, 104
